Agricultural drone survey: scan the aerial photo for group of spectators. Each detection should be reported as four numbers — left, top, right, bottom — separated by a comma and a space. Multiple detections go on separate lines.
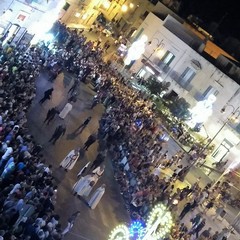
0, 25, 78, 240
94, 71, 231, 239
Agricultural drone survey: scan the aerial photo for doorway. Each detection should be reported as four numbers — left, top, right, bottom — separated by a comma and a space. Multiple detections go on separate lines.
212, 138, 234, 162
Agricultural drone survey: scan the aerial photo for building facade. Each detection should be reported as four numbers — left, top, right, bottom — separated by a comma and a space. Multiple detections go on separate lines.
62, 0, 182, 38
0, 0, 67, 44
130, 13, 240, 169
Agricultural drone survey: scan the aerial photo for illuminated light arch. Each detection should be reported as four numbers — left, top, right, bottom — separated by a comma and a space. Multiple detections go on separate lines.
108, 204, 174, 240
129, 221, 145, 240
108, 224, 130, 240
145, 203, 173, 240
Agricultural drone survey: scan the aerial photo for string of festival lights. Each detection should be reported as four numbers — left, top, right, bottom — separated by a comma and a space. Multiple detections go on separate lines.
108, 203, 173, 240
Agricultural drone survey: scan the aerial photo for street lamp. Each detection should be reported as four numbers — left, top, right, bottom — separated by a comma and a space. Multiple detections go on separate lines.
202, 104, 240, 152
121, 4, 128, 12
146, 38, 165, 62
193, 103, 240, 171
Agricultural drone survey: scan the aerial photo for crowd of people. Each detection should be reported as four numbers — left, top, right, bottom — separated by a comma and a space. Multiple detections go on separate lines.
0, 20, 110, 240
0, 19, 233, 240
0, 37, 67, 239
95, 74, 232, 239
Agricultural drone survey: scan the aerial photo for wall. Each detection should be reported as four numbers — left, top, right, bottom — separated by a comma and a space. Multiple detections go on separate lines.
130, 12, 240, 167
0, 0, 66, 36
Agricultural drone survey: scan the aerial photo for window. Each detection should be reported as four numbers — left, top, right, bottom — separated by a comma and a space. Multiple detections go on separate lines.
236, 123, 240, 134
161, 50, 175, 66
212, 139, 233, 162
63, 2, 70, 11
148, 0, 158, 5
179, 67, 196, 86
138, 69, 146, 78
132, 28, 144, 42
141, 11, 149, 20
202, 86, 219, 99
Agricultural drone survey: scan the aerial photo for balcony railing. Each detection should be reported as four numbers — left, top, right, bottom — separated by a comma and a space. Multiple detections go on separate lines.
168, 70, 193, 91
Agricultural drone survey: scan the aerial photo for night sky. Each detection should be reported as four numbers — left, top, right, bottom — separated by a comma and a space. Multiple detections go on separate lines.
179, 0, 240, 40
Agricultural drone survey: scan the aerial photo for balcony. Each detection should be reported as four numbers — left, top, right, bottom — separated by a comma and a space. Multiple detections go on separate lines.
168, 70, 193, 91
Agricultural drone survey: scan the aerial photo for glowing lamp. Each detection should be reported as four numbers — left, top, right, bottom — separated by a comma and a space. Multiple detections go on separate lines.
102, 0, 111, 9
129, 3, 134, 8
121, 5, 128, 12
82, 13, 88, 20
156, 49, 165, 58
75, 12, 81, 18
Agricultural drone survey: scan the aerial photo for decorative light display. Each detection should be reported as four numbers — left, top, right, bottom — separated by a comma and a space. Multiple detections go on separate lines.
129, 221, 145, 240
108, 224, 130, 240
186, 94, 216, 128
124, 35, 148, 65
108, 203, 173, 240
145, 203, 173, 240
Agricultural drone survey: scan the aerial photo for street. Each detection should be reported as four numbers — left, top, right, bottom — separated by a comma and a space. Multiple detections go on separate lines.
27, 71, 130, 240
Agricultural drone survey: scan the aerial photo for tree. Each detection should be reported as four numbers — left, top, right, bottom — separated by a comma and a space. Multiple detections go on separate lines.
167, 97, 191, 120
144, 76, 170, 96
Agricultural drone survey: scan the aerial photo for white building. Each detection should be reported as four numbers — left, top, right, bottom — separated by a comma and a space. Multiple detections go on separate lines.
0, 0, 67, 44
130, 13, 240, 169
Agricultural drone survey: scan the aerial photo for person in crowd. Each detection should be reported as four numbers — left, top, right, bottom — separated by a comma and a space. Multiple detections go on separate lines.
59, 147, 80, 171
68, 78, 80, 95
189, 218, 206, 238
89, 152, 105, 171
49, 124, 66, 145
72, 173, 99, 197
39, 87, 54, 104
190, 213, 202, 229
179, 202, 193, 220
88, 184, 106, 209
61, 211, 80, 236
77, 161, 90, 178
74, 116, 92, 134
198, 227, 212, 239
83, 133, 97, 151
59, 102, 73, 119
92, 164, 105, 178
43, 107, 59, 125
